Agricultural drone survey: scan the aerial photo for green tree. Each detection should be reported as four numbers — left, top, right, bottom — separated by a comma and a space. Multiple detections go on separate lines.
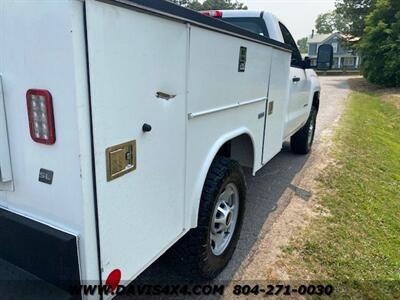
314, 1, 375, 37
169, 0, 191, 5
358, 0, 400, 86
169, 0, 202, 10
169, 0, 247, 10
297, 37, 308, 54
335, 0, 375, 37
187, 1, 203, 10
201, 0, 247, 10
315, 12, 336, 34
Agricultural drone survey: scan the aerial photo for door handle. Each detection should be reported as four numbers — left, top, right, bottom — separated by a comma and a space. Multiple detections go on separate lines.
292, 76, 301, 83
142, 123, 152, 133
156, 91, 176, 101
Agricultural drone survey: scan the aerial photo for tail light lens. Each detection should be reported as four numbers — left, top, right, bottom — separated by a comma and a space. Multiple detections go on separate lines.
200, 10, 223, 18
26, 89, 56, 145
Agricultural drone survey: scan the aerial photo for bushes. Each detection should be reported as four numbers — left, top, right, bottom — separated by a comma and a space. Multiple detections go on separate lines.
358, 0, 400, 87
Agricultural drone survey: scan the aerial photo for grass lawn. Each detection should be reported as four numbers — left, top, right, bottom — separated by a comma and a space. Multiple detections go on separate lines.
283, 81, 400, 298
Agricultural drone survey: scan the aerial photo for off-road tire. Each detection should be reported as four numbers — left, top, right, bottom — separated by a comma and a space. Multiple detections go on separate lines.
291, 106, 318, 154
172, 156, 246, 280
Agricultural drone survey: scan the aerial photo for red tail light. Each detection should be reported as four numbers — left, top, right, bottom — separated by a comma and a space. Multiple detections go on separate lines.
200, 10, 223, 18
26, 89, 56, 145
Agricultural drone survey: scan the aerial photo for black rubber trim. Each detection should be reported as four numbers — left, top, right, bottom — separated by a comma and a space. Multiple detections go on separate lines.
0, 208, 81, 294
261, 56, 273, 164
96, 0, 291, 52
83, 0, 103, 293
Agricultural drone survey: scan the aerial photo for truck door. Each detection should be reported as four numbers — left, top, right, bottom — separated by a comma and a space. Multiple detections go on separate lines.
279, 23, 309, 137
86, 1, 187, 280
287, 67, 307, 134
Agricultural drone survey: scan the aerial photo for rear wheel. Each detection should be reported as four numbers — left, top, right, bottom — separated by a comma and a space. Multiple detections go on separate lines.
172, 156, 246, 280
291, 106, 317, 154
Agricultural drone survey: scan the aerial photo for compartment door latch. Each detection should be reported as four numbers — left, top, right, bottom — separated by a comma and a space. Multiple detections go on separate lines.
106, 140, 136, 182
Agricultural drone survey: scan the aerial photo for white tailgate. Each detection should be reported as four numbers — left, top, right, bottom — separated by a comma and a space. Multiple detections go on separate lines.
0, 0, 102, 283
0, 0, 90, 231
86, 0, 187, 281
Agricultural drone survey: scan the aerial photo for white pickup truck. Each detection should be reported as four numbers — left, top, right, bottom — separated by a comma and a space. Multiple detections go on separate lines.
0, 0, 333, 298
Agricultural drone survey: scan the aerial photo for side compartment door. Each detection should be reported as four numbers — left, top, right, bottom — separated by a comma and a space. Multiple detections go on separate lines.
86, 1, 187, 280
262, 49, 291, 163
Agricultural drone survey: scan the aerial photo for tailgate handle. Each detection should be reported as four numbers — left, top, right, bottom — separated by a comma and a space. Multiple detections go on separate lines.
156, 91, 176, 101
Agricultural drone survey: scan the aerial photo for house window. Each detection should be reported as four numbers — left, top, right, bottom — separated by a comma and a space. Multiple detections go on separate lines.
343, 57, 355, 66
332, 42, 338, 54
310, 59, 317, 67
332, 57, 339, 69
309, 44, 317, 56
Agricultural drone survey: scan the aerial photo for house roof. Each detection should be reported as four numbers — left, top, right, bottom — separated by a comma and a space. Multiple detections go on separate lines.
308, 32, 361, 44
308, 33, 333, 44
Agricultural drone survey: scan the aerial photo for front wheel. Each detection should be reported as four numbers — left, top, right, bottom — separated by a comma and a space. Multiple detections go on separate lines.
172, 156, 246, 280
291, 106, 317, 154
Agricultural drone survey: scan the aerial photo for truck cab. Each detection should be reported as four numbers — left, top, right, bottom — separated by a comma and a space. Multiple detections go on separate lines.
203, 10, 321, 141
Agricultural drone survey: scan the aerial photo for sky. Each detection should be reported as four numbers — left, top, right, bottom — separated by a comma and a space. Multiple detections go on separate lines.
240, 0, 336, 41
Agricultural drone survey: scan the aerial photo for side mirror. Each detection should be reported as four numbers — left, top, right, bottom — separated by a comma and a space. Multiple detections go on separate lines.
317, 44, 333, 70
303, 57, 311, 69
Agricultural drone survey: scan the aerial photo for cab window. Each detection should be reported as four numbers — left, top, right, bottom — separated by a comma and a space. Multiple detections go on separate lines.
279, 22, 303, 68
222, 17, 269, 37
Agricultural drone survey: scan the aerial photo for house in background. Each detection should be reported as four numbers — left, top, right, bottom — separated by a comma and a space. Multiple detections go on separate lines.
307, 31, 361, 70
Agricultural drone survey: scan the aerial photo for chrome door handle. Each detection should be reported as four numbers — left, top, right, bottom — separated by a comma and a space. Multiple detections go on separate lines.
156, 91, 176, 100
292, 76, 301, 83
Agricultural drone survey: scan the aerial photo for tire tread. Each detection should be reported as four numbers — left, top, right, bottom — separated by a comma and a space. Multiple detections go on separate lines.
170, 156, 246, 280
